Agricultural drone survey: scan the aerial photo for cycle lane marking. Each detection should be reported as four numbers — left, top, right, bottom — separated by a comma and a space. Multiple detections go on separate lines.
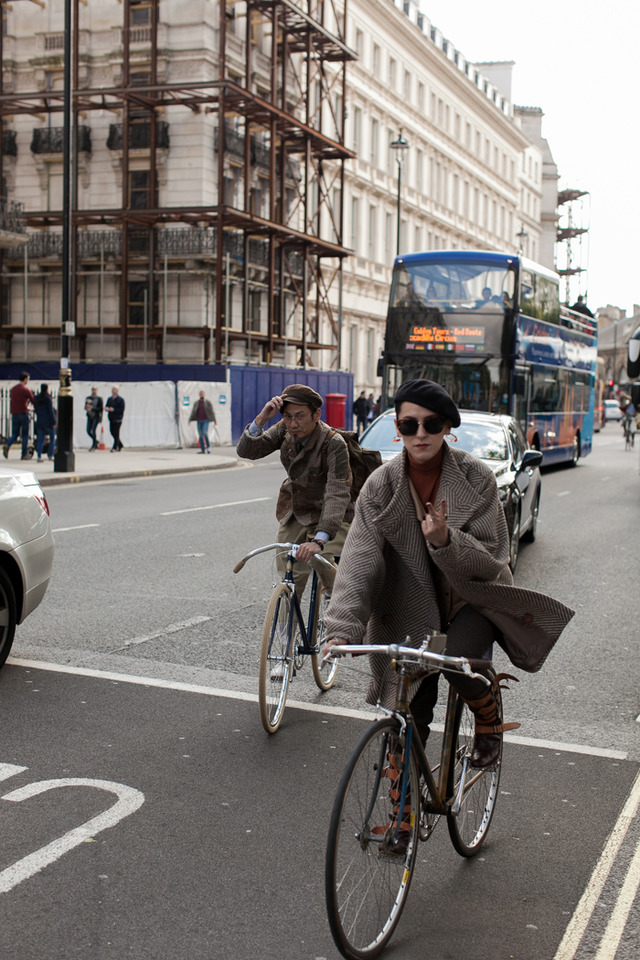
0, 778, 145, 894
52, 523, 101, 533
161, 496, 271, 516
7, 658, 630, 761
109, 615, 213, 652
553, 767, 640, 960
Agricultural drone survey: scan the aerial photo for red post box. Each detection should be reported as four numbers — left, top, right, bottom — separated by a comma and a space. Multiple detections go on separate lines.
324, 393, 347, 429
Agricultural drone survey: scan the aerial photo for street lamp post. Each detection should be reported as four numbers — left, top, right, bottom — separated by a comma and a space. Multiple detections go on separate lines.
390, 131, 409, 256
55, 0, 75, 472
516, 224, 528, 257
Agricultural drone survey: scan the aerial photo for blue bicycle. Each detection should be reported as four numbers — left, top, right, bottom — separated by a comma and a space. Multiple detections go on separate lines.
233, 542, 339, 733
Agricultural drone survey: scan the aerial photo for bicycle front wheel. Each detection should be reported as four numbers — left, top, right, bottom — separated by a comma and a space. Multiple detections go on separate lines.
446, 680, 502, 857
326, 719, 420, 960
258, 583, 296, 734
310, 583, 339, 691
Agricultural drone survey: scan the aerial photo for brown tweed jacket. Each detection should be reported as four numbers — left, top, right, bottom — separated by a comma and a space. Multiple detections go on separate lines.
236, 419, 353, 538
324, 444, 575, 708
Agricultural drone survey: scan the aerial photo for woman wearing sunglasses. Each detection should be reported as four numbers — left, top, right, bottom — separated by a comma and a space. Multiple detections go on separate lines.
323, 378, 574, 767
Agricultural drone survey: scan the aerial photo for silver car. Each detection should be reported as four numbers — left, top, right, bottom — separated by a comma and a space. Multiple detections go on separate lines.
0, 468, 54, 667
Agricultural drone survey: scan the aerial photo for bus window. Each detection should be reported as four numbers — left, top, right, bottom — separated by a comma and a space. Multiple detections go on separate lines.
520, 269, 535, 317
532, 368, 560, 412
536, 275, 560, 323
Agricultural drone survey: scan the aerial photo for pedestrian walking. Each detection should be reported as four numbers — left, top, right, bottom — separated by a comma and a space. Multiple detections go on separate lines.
105, 386, 125, 452
84, 385, 103, 451
352, 391, 369, 435
366, 393, 375, 424
3, 372, 35, 459
33, 384, 56, 462
189, 390, 216, 454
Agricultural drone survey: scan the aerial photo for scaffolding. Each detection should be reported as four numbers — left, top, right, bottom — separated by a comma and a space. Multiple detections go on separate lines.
556, 187, 590, 307
0, 0, 355, 367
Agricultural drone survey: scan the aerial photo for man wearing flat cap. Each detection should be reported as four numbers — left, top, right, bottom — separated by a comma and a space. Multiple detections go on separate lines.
237, 384, 353, 593
323, 378, 574, 775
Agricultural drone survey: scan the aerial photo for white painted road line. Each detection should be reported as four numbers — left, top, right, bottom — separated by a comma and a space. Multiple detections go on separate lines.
553, 768, 640, 960
110, 615, 212, 652
594, 828, 640, 960
557, 490, 571, 497
52, 523, 101, 533
161, 496, 271, 516
0, 778, 145, 894
7, 658, 629, 760
0, 764, 28, 783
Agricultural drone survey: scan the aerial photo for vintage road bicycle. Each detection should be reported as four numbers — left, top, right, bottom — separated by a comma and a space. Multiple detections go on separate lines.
233, 542, 339, 733
325, 639, 513, 960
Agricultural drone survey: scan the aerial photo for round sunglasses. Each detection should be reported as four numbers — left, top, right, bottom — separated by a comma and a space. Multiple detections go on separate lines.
396, 416, 445, 436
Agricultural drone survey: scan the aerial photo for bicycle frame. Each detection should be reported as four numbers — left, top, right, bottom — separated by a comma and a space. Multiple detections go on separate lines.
329, 642, 491, 819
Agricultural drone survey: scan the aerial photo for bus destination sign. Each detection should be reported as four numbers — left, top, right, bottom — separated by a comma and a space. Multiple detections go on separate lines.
406, 325, 485, 352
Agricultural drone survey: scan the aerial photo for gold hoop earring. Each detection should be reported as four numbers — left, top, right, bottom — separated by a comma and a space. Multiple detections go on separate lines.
392, 435, 402, 443
446, 433, 458, 442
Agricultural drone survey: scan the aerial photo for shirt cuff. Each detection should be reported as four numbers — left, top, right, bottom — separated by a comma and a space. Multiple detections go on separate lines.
248, 421, 263, 437
314, 532, 330, 543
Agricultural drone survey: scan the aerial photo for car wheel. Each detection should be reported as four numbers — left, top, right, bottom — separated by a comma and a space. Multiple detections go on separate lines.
0, 567, 17, 668
522, 490, 540, 543
509, 504, 521, 572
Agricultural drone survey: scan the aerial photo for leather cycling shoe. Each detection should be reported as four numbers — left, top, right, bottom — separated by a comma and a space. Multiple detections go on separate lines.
470, 733, 501, 768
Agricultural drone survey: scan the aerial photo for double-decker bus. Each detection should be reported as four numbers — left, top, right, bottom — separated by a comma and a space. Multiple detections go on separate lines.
381, 250, 598, 465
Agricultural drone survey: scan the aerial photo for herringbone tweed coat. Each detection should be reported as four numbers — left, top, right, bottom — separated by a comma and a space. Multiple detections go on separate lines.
237, 419, 353, 539
324, 444, 575, 709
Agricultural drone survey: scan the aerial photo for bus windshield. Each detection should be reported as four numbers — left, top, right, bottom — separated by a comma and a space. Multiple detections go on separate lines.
386, 258, 516, 360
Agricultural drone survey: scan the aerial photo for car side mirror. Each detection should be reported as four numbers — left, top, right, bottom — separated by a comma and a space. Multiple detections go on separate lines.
520, 449, 543, 471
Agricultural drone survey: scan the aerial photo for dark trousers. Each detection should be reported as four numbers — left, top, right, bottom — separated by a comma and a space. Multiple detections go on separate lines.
87, 416, 99, 447
411, 605, 502, 744
109, 420, 123, 450
7, 413, 30, 456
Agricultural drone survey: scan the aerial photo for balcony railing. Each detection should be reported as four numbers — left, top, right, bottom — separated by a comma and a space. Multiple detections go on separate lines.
30, 126, 92, 155
2, 131, 17, 157
0, 198, 26, 236
107, 121, 170, 151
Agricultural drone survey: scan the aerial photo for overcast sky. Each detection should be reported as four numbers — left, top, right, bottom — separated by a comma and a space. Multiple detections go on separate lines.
420, 0, 637, 316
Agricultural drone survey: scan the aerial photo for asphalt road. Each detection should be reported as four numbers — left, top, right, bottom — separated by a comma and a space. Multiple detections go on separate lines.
2, 428, 639, 959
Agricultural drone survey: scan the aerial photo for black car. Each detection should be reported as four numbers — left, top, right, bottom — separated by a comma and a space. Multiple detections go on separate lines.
359, 409, 542, 571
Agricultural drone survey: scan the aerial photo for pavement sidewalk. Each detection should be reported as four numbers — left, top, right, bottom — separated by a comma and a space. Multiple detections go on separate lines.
1, 445, 240, 487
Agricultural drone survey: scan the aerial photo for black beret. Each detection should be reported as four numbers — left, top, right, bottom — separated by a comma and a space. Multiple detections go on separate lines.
394, 379, 460, 428
281, 383, 323, 411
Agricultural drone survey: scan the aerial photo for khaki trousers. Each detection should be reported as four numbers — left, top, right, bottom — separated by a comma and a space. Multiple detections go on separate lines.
275, 517, 351, 596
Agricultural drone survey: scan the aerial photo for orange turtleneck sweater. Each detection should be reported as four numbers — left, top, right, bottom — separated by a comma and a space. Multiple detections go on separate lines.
406, 446, 444, 513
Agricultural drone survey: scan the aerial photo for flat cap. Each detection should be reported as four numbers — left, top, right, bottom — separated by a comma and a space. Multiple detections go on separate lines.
281, 383, 323, 411
394, 378, 460, 428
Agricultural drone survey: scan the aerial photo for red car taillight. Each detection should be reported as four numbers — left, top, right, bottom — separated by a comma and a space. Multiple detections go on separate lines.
34, 493, 50, 516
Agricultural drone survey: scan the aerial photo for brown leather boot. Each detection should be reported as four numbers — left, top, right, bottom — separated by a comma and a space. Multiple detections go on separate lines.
463, 677, 521, 769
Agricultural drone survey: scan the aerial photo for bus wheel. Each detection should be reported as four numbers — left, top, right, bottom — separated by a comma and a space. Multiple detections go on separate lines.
570, 433, 580, 466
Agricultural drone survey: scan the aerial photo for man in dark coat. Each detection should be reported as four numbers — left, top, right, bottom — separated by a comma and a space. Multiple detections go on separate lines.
105, 386, 125, 452
85, 385, 104, 451
33, 384, 56, 462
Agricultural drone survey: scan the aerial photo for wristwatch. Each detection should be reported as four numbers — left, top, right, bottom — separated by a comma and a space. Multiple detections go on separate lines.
311, 539, 325, 551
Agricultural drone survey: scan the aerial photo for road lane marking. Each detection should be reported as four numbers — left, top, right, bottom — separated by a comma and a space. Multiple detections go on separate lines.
0, 764, 28, 783
52, 523, 101, 533
553, 768, 640, 960
161, 496, 271, 516
0, 778, 145, 894
594, 828, 640, 960
557, 490, 571, 497
7, 658, 629, 760
110, 615, 212, 652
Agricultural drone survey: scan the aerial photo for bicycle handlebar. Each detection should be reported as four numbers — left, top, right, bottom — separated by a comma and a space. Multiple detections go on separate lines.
326, 642, 493, 686
233, 542, 337, 575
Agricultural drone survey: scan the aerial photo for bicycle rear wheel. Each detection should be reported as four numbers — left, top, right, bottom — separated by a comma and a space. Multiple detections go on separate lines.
310, 583, 339, 691
446, 679, 502, 857
258, 583, 296, 734
326, 719, 420, 959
